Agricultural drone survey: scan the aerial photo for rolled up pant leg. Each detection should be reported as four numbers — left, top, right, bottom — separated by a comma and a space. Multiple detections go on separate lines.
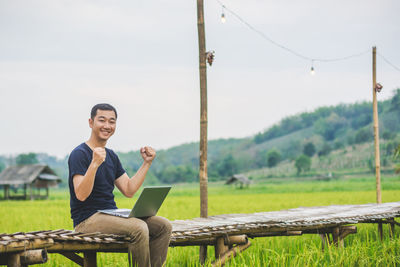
75, 212, 151, 267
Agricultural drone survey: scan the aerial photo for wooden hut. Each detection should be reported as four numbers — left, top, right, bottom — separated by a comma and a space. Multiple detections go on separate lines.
0, 164, 61, 200
225, 174, 251, 189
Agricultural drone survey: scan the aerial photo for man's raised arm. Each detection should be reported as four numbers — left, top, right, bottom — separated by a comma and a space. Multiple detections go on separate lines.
115, 146, 156, 198
73, 147, 106, 201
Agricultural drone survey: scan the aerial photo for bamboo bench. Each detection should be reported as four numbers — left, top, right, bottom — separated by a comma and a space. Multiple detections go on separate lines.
1, 202, 399, 266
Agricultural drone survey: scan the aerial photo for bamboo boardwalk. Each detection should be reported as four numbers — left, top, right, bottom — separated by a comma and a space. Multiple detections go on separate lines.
1, 202, 399, 266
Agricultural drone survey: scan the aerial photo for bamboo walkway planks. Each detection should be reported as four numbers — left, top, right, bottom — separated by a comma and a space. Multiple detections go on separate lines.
0, 202, 399, 266
171, 202, 400, 241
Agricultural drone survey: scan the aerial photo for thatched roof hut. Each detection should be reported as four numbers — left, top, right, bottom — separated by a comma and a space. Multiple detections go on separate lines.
225, 174, 251, 189
0, 164, 61, 200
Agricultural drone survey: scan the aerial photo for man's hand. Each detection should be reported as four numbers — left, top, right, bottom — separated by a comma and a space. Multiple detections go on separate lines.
140, 146, 156, 163
92, 147, 106, 167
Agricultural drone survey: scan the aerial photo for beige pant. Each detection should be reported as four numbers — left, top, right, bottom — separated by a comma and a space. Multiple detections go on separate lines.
75, 213, 172, 267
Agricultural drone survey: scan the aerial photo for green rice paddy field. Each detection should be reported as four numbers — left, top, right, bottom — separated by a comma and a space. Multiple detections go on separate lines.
1, 176, 400, 266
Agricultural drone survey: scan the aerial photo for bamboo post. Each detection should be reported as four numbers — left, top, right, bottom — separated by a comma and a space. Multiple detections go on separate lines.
389, 218, 395, 238
29, 184, 33, 200
83, 252, 97, 267
211, 242, 251, 267
332, 227, 340, 246
372, 46, 381, 204
319, 233, 329, 251
4, 185, 9, 200
196, 0, 208, 263
378, 222, 383, 240
372, 46, 383, 239
215, 237, 229, 259
6, 253, 20, 267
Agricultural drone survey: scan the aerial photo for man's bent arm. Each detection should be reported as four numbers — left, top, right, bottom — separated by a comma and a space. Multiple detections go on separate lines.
115, 146, 156, 198
115, 161, 152, 198
73, 162, 100, 201
73, 147, 106, 201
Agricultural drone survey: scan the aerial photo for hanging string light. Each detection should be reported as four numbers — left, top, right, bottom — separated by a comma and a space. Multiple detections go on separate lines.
215, 0, 374, 74
310, 60, 315, 75
221, 6, 226, 23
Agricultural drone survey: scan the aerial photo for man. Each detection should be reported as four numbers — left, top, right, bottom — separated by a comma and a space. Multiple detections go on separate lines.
68, 103, 172, 267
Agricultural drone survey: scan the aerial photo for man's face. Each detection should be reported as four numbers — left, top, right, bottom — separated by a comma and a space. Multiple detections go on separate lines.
89, 109, 117, 141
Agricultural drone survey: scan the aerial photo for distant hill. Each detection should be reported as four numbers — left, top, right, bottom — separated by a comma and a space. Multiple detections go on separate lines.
2, 88, 400, 185
116, 88, 400, 183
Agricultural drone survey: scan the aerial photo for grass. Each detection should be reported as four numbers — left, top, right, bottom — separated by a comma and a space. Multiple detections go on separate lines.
0, 176, 400, 266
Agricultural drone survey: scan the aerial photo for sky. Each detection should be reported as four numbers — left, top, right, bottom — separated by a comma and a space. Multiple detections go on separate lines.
0, 0, 399, 158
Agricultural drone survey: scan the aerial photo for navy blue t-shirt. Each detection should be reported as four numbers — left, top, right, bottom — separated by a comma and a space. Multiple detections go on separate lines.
68, 143, 126, 227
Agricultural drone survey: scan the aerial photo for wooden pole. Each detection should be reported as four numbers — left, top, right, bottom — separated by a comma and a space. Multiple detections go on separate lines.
372, 46, 382, 204
4, 185, 9, 200
196, 0, 208, 263
83, 252, 97, 267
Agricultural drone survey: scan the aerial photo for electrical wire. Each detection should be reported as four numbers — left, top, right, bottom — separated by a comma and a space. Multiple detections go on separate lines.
377, 52, 400, 72
215, 0, 370, 63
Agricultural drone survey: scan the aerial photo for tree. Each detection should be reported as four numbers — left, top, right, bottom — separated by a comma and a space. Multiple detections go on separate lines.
334, 141, 344, 149
390, 88, 400, 113
382, 131, 396, 140
303, 142, 316, 157
354, 128, 372, 144
158, 164, 197, 184
266, 150, 281, 168
314, 112, 347, 141
394, 144, 400, 174
0, 160, 5, 173
255, 150, 269, 168
16, 153, 38, 165
385, 141, 397, 156
217, 155, 238, 177
318, 143, 332, 157
295, 155, 311, 175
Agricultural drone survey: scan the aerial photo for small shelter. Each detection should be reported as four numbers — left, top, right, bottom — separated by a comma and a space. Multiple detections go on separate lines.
0, 164, 61, 200
225, 174, 251, 189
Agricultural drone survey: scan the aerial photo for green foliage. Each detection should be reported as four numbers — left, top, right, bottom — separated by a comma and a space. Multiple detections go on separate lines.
266, 150, 281, 168
295, 154, 311, 174
214, 155, 238, 177
367, 158, 375, 174
351, 113, 371, 129
255, 149, 281, 168
390, 88, 400, 112
334, 141, 344, 149
354, 128, 372, 144
382, 130, 396, 140
394, 144, 400, 174
157, 165, 197, 184
303, 142, 316, 157
15, 153, 39, 165
318, 143, 332, 157
0, 160, 5, 173
385, 141, 398, 156
314, 113, 347, 141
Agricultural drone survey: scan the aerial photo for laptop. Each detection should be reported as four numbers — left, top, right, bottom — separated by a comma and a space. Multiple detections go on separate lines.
98, 186, 171, 218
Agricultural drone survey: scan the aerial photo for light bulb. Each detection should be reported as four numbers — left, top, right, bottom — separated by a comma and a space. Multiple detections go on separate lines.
310, 66, 315, 75
221, 13, 226, 23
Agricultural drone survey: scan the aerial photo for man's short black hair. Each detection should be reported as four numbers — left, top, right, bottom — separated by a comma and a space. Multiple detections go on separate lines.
90, 103, 118, 119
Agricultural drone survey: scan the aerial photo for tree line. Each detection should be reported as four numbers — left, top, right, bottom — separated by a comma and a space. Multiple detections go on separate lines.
2, 88, 400, 184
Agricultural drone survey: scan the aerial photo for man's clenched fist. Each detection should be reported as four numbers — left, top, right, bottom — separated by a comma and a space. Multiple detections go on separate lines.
140, 146, 156, 163
92, 147, 106, 167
